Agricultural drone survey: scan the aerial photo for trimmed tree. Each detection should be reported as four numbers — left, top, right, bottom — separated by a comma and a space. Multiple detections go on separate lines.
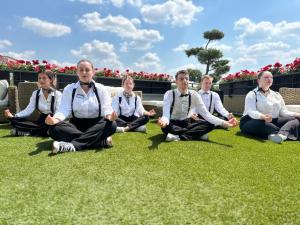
185, 29, 230, 82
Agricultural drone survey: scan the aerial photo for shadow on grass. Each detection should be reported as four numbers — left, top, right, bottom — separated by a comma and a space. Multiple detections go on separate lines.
28, 139, 53, 156
235, 131, 266, 143
148, 133, 165, 150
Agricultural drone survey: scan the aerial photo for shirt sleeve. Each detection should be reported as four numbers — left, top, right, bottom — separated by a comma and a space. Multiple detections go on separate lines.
111, 95, 120, 116
193, 93, 224, 126
54, 85, 73, 121
213, 92, 230, 118
135, 96, 145, 117
54, 91, 62, 114
244, 91, 263, 119
15, 91, 36, 118
99, 86, 113, 117
161, 91, 172, 125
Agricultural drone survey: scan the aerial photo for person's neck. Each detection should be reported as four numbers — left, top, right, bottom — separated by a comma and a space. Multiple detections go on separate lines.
124, 90, 133, 94
178, 87, 188, 94
201, 88, 210, 92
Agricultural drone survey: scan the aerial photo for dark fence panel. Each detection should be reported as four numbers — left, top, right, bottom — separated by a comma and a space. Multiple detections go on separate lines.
0, 70, 171, 94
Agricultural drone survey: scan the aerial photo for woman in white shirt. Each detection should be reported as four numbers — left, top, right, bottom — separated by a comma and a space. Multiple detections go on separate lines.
240, 71, 300, 143
112, 75, 156, 133
45, 59, 117, 154
4, 71, 62, 136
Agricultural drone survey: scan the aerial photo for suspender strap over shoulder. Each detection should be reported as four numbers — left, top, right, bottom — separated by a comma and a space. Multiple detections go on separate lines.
71, 86, 101, 118
209, 93, 213, 113
188, 92, 191, 113
119, 95, 137, 116
170, 90, 191, 119
35, 89, 55, 114
35, 89, 41, 112
93, 86, 101, 117
170, 90, 175, 116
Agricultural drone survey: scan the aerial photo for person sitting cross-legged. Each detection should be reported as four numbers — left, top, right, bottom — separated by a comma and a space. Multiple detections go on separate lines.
112, 75, 156, 133
198, 75, 238, 124
157, 70, 238, 142
240, 70, 300, 144
46, 59, 117, 154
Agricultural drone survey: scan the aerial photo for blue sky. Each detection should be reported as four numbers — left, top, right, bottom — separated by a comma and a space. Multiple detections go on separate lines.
1, 0, 300, 77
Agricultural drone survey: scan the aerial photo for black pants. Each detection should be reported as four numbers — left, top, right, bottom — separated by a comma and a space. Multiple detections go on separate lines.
161, 118, 214, 140
48, 117, 117, 150
116, 115, 149, 131
240, 115, 299, 140
10, 113, 49, 136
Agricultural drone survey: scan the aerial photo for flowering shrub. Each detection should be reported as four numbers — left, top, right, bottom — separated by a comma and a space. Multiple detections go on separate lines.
0, 59, 171, 81
221, 57, 300, 83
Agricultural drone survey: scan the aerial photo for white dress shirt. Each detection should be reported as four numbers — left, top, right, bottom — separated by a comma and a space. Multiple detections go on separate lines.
161, 89, 224, 126
112, 91, 145, 117
198, 90, 230, 118
243, 87, 296, 119
54, 81, 113, 121
15, 88, 62, 118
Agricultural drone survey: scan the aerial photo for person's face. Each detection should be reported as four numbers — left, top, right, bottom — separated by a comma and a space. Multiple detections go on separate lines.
201, 78, 212, 91
77, 62, 94, 83
38, 73, 52, 89
123, 78, 134, 92
176, 73, 189, 91
258, 72, 273, 89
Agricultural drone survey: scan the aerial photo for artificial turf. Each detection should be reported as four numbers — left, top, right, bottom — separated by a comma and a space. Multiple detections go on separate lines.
0, 121, 299, 224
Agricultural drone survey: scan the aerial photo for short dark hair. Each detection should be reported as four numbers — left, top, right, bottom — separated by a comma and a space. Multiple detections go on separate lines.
257, 71, 272, 79
77, 59, 94, 69
175, 70, 189, 79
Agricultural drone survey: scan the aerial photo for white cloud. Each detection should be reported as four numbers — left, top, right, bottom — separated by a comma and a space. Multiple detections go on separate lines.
78, 12, 163, 50
140, 0, 203, 27
133, 52, 162, 72
0, 40, 12, 49
70, 40, 123, 69
0, 50, 36, 60
209, 43, 232, 52
22, 17, 71, 37
49, 60, 75, 67
173, 43, 189, 52
234, 17, 300, 40
70, 0, 141, 7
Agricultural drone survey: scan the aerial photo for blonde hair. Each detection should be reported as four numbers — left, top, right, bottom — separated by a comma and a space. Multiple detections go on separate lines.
122, 75, 134, 85
200, 75, 213, 84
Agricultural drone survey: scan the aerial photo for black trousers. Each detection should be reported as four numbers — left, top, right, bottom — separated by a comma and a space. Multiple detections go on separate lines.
48, 117, 117, 150
240, 115, 299, 140
116, 115, 149, 131
161, 118, 214, 140
10, 113, 49, 136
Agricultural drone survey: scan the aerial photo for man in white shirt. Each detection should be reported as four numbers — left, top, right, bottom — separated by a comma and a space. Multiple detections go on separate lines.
198, 75, 236, 122
158, 70, 237, 142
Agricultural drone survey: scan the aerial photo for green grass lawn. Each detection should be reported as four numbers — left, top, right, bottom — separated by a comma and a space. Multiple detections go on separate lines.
0, 121, 299, 225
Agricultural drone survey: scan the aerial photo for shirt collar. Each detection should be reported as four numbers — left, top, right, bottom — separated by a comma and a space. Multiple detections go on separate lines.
176, 88, 189, 97
199, 89, 211, 94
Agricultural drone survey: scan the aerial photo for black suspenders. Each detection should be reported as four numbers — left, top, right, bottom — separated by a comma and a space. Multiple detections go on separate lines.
71, 86, 101, 118
119, 95, 137, 116
208, 93, 213, 113
35, 89, 55, 114
170, 90, 191, 119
